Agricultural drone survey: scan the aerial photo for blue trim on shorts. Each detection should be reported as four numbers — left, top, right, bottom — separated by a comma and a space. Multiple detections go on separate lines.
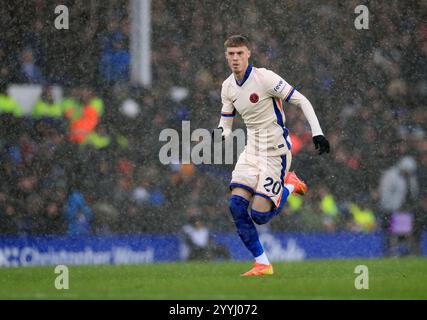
230, 182, 254, 194
280, 155, 287, 187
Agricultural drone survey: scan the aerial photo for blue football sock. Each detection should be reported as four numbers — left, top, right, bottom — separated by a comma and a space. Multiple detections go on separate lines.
229, 195, 264, 258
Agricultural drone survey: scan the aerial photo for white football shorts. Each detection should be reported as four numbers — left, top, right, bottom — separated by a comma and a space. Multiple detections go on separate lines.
230, 148, 292, 208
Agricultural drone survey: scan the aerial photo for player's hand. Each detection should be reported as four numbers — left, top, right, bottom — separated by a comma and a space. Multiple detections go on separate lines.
312, 135, 330, 155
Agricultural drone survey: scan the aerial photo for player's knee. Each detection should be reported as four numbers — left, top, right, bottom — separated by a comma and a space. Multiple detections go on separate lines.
250, 208, 272, 225
229, 195, 249, 221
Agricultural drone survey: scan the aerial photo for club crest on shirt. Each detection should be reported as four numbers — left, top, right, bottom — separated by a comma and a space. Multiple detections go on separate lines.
249, 93, 259, 103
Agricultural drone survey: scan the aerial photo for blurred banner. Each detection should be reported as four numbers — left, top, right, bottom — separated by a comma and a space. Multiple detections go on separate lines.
215, 232, 384, 261
0, 235, 179, 267
1, 232, 426, 267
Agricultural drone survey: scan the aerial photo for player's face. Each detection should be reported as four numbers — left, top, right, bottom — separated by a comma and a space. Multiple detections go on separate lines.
225, 46, 251, 76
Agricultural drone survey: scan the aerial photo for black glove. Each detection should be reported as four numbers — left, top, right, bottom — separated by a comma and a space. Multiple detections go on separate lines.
212, 127, 225, 142
313, 135, 330, 155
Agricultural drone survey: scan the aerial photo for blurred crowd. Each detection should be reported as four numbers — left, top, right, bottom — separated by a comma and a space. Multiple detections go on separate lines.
0, 0, 426, 254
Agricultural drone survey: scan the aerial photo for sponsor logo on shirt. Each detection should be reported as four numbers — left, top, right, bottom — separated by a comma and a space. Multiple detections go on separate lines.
274, 79, 285, 93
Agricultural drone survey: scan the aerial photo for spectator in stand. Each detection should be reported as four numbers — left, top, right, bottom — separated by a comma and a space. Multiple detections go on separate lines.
180, 211, 230, 261
18, 47, 45, 84
99, 18, 130, 85
0, 1, 426, 238
64, 186, 93, 236
379, 156, 420, 256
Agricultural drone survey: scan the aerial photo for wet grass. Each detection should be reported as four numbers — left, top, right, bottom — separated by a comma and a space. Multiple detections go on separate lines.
0, 257, 426, 299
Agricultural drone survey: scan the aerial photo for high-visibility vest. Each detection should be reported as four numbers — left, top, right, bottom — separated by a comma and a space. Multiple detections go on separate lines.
0, 94, 23, 117
320, 194, 338, 217
62, 98, 82, 121
349, 203, 376, 232
83, 132, 111, 149
116, 134, 129, 148
288, 194, 303, 212
32, 100, 63, 118
90, 97, 104, 115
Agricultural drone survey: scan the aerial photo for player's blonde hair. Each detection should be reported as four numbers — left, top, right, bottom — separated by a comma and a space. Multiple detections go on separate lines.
224, 34, 250, 49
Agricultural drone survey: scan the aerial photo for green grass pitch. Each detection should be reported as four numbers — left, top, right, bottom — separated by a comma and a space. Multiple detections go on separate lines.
1, 258, 426, 299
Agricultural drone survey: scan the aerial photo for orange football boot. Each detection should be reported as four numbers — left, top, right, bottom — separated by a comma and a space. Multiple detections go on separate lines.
284, 171, 308, 195
241, 263, 274, 276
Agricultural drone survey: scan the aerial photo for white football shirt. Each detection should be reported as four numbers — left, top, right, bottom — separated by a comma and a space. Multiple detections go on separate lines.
219, 64, 323, 156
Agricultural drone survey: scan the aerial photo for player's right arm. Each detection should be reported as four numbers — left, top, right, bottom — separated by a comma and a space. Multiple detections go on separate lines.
217, 81, 235, 140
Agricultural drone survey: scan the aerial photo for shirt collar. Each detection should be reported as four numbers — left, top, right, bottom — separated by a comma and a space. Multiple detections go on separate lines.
235, 64, 252, 87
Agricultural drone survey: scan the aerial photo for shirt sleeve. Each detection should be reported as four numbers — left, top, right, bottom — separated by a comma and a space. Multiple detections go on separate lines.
288, 90, 324, 137
218, 82, 235, 138
264, 69, 296, 102
220, 82, 236, 118
264, 69, 323, 137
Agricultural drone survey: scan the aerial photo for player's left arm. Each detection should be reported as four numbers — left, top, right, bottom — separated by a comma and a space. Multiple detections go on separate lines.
265, 70, 330, 155
287, 90, 330, 155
